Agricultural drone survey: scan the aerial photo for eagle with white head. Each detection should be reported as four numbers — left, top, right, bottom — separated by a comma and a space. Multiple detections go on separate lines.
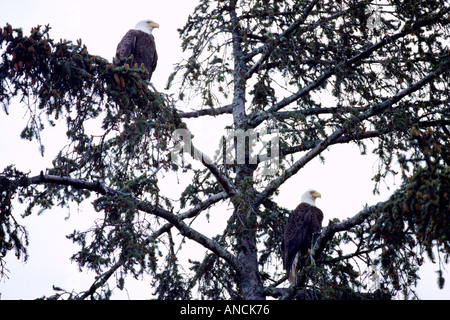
283, 189, 323, 284
116, 20, 159, 80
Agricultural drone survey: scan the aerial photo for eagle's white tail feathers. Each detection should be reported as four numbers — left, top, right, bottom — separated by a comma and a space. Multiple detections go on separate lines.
288, 249, 312, 285
289, 253, 300, 285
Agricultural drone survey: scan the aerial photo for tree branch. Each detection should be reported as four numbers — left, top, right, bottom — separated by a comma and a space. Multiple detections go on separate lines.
178, 105, 233, 119
273, 106, 366, 119
28, 172, 118, 195
173, 125, 237, 196
281, 130, 383, 157
77, 260, 123, 300
278, 202, 385, 300
255, 60, 449, 205
247, 9, 449, 129
243, 4, 350, 63
135, 200, 239, 270
191, 143, 238, 197
4, 173, 240, 271
310, 202, 386, 263
242, 0, 320, 80
276, 108, 450, 158
146, 191, 228, 240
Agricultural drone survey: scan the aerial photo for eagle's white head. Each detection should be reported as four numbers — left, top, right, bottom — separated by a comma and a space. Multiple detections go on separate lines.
301, 189, 321, 206
134, 19, 160, 35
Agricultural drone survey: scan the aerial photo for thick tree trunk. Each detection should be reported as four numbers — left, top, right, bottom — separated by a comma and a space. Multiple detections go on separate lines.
228, 3, 265, 299
236, 234, 265, 299
234, 165, 265, 300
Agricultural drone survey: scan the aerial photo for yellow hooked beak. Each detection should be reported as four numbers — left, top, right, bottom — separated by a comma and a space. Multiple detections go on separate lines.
311, 191, 322, 199
148, 22, 159, 29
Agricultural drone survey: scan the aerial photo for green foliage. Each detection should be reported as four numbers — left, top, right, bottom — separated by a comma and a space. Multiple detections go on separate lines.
0, 23, 184, 294
0, 166, 29, 270
189, 252, 239, 299
369, 126, 450, 295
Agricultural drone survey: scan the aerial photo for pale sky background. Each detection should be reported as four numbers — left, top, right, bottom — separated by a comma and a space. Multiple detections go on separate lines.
0, 0, 448, 300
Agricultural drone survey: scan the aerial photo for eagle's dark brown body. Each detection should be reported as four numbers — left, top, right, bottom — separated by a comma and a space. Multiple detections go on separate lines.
283, 202, 323, 284
116, 29, 158, 80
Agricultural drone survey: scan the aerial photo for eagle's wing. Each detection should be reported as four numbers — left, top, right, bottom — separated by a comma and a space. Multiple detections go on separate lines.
116, 30, 157, 80
144, 34, 158, 78
116, 30, 138, 58
283, 203, 313, 274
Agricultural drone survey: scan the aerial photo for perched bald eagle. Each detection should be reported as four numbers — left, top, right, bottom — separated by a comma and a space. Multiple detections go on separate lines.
283, 189, 323, 285
116, 20, 159, 80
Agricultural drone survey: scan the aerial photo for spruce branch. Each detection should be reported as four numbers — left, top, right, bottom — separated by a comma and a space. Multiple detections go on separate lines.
1, 173, 239, 270
256, 60, 449, 204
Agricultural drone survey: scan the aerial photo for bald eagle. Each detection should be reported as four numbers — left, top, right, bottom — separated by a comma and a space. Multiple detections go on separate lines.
116, 20, 159, 80
283, 189, 323, 285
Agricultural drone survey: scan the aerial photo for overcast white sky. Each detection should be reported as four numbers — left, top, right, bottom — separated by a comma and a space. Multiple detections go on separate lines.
0, 0, 448, 300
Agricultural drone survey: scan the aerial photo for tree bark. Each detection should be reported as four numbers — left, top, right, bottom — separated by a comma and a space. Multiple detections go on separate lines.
228, 1, 266, 300
234, 164, 265, 299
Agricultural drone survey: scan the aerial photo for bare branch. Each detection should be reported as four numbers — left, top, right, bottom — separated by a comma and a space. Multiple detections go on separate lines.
191, 143, 238, 197
28, 173, 118, 195
147, 191, 228, 240
179, 105, 233, 119
135, 200, 239, 270
77, 260, 122, 300
310, 202, 386, 262
273, 106, 366, 119
180, 191, 228, 219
